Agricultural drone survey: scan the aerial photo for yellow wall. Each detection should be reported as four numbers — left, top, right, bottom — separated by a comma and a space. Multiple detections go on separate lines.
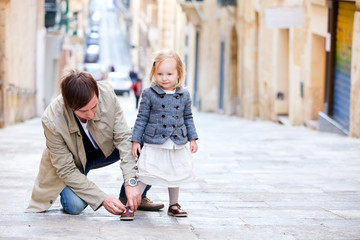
350, 8, 360, 137
0, 0, 40, 127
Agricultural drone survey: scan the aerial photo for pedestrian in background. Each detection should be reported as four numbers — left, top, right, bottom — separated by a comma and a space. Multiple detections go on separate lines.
132, 78, 143, 109
129, 66, 138, 84
120, 49, 199, 221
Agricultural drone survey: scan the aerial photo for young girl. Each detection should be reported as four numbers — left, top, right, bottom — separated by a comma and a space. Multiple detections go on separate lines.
120, 49, 198, 221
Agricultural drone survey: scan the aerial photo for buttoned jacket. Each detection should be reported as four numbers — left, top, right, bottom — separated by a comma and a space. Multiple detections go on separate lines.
131, 85, 198, 145
26, 81, 136, 213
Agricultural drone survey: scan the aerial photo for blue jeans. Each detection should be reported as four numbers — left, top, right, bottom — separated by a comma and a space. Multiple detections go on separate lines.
60, 149, 121, 215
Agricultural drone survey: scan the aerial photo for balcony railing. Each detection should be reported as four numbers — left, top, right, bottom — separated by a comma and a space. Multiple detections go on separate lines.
45, 0, 58, 28
217, 0, 237, 6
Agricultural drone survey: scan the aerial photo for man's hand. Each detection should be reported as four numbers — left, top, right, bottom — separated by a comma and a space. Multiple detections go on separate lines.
102, 196, 126, 215
125, 185, 141, 211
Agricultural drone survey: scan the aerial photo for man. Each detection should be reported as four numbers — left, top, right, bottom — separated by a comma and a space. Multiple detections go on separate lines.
26, 70, 161, 216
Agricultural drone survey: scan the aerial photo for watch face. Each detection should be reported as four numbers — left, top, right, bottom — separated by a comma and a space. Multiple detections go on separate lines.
129, 179, 137, 186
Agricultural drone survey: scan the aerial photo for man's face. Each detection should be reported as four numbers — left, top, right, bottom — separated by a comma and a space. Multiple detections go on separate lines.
74, 94, 98, 123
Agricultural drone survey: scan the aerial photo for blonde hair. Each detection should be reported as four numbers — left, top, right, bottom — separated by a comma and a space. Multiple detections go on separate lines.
148, 49, 185, 88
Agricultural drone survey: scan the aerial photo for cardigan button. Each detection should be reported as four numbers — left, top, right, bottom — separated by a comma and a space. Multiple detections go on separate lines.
162, 115, 165, 118
161, 134, 165, 138
162, 104, 165, 108
163, 124, 167, 128
160, 95, 164, 98
172, 125, 175, 129
176, 95, 179, 99
175, 106, 179, 110
174, 135, 178, 138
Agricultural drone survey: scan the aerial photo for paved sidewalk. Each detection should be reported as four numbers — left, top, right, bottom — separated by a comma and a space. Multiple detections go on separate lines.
1, 104, 360, 239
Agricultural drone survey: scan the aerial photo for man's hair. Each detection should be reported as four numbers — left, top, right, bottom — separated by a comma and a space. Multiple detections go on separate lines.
60, 70, 99, 110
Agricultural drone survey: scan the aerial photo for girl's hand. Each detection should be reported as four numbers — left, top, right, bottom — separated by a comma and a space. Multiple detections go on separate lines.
189, 139, 198, 153
131, 141, 141, 158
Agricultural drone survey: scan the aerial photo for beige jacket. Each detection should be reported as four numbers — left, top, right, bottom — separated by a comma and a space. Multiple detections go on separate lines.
26, 81, 136, 212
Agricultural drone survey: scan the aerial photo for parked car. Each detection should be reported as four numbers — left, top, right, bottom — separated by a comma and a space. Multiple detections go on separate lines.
86, 32, 100, 46
107, 72, 133, 95
83, 63, 105, 81
90, 25, 100, 34
84, 44, 100, 63
90, 10, 101, 25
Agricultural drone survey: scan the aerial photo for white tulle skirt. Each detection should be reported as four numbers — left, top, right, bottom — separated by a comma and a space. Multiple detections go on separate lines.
136, 144, 196, 187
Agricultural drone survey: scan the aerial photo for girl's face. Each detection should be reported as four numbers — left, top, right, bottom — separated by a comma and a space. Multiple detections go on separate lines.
154, 58, 178, 91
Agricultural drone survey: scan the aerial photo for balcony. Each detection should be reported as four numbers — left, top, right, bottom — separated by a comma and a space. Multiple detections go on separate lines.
179, 0, 204, 26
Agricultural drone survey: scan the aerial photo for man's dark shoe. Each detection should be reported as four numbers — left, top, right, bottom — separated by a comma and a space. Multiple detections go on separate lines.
138, 198, 164, 211
120, 206, 134, 221
120, 197, 164, 211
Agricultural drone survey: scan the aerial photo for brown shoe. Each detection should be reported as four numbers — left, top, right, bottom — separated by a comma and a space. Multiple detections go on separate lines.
120, 206, 134, 221
167, 203, 187, 217
138, 198, 164, 211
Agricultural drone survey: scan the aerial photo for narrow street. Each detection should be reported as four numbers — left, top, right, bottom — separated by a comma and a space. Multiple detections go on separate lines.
92, 0, 132, 73
0, 105, 360, 239
1, 1, 359, 239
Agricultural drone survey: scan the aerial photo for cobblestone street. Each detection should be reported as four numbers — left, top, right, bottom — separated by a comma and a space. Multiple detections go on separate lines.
1, 99, 360, 239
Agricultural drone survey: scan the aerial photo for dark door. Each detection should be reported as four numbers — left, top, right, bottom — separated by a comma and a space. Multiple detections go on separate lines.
219, 41, 225, 112
332, 1, 355, 130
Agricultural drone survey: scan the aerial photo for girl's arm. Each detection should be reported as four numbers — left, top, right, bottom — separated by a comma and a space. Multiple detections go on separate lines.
183, 91, 198, 141
131, 90, 151, 143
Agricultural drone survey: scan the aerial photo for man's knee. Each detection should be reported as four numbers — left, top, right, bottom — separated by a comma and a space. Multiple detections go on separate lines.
63, 205, 86, 215
62, 198, 87, 215
60, 186, 87, 215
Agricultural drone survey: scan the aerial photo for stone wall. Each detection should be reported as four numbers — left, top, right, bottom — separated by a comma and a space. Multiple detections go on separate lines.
350, 5, 360, 137
0, 0, 9, 127
0, 0, 39, 127
197, 0, 219, 112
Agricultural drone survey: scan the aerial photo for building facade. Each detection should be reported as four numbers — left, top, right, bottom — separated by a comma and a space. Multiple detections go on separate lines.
0, 0, 89, 128
127, 0, 190, 87
0, 0, 41, 127
127, 0, 360, 137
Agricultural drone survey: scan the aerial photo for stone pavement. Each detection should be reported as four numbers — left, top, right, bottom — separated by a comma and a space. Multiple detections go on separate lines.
1, 98, 360, 239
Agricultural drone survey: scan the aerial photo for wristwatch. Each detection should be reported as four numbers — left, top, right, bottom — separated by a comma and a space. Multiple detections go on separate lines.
124, 178, 137, 187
